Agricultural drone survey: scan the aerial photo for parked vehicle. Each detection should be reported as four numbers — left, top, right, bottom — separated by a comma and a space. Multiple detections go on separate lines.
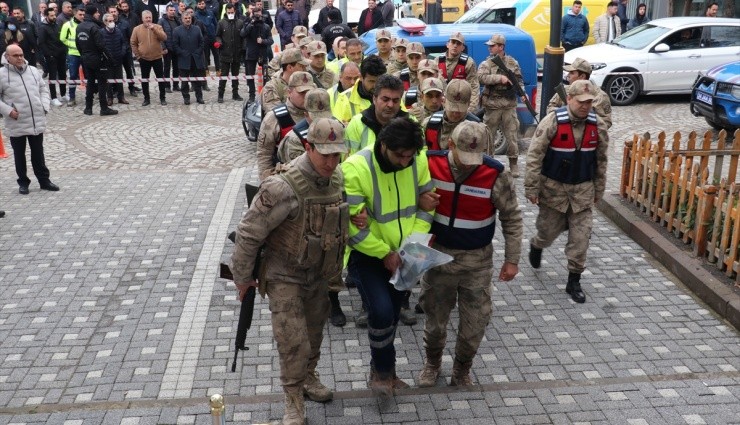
690, 60, 740, 131
565, 17, 740, 106
402, 0, 472, 23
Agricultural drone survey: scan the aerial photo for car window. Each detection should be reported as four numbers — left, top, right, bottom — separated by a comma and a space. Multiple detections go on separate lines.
612, 23, 671, 50
663, 27, 702, 50
702, 26, 740, 48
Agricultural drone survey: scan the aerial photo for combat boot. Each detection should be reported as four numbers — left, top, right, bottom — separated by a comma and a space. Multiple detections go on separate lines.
449, 359, 473, 387
509, 158, 520, 178
565, 272, 586, 303
417, 349, 442, 388
328, 291, 346, 327
368, 367, 393, 398
529, 244, 542, 269
282, 391, 305, 425
303, 369, 333, 402
399, 291, 417, 325
356, 304, 368, 328
391, 367, 410, 391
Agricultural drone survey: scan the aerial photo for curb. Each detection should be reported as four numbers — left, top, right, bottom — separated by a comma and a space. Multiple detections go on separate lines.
597, 193, 740, 330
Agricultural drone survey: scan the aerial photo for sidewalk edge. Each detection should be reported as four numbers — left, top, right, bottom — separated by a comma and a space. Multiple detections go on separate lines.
597, 193, 740, 330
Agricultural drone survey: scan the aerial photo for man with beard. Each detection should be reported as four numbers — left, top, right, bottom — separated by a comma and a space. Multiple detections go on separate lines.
38, 7, 67, 106
333, 54, 385, 124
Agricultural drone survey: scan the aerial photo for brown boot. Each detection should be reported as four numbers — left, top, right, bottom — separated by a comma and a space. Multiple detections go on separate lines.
303, 369, 333, 402
417, 350, 442, 388
368, 367, 393, 398
391, 367, 410, 391
509, 158, 520, 178
450, 359, 473, 387
282, 391, 305, 425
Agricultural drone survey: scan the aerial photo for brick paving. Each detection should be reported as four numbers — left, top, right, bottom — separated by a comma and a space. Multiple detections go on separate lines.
1, 88, 738, 424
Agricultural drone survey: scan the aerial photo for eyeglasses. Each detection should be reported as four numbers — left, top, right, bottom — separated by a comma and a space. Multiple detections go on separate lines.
8, 54, 25, 58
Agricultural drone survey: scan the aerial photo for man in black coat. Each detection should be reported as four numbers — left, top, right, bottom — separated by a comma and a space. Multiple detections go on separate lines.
357, 0, 383, 36
135, 0, 159, 23
313, 0, 340, 34
101, 11, 129, 105
76, 4, 118, 116
173, 11, 206, 104
214, 3, 243, 103
240, 5, 272, 102
38, 7, 68, 105
158, 5, 181, 92
112, 2, 141, 96
321, 8, 354, 53
11, 7, 38, 65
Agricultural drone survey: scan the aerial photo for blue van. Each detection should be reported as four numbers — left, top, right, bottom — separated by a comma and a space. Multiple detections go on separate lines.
359, 23, 539, 129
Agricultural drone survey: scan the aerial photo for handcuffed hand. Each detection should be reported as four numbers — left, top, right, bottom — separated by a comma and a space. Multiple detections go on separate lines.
350, 207, 368, 229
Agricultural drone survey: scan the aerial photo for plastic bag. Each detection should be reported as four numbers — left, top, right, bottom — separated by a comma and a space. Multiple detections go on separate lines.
389, 234, 453, 291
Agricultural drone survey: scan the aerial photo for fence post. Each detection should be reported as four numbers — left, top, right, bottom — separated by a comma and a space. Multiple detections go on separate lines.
694, 184, 717, 258
621, 137, 634, 197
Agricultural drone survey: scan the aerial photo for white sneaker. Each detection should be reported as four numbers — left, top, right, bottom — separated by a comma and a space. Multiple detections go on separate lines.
61, 95, 70, 102
51, 99, 63, 107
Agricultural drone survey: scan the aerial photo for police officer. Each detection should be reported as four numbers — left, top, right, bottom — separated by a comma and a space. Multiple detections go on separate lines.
385, 37, 408, 75
438, 32, 479, 114
546, 57, 612, 129
307, 40, 336, 89
409, 77, 443, 123
422, 79, 482, 151
261, 47, 308, 115
277, 89, 333, 165
76, 4, 118, 116
524, 80, 609, 304
419, 122, 522, 387
342, 117, 434, 396
231, 118, 349, 425
478, 33, 526, 177
395, 42, 424, 107
257, 71, 316, 180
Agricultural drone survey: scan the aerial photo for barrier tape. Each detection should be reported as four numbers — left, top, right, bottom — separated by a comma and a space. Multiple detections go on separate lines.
46, 74, 262, 84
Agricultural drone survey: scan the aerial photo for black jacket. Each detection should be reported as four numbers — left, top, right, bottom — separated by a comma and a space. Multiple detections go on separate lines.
313, 5, 341, 34
102, 26, 127, 64
215, 17, 243, 62
173, 24, 205, 70
321, 21, 355, 50
75, 15, 111, 68
38, 20, 67, 58
357, 8, 383, 36
135, 0, 159, 24
158, 15, 181, 51
240, 17, 273, 61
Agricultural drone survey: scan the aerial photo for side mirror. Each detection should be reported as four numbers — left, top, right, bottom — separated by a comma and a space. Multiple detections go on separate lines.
654, 43, 669, 53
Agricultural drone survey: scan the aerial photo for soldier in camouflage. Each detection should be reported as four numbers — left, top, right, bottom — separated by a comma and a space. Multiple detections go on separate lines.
419, 122, 523, 388
524, 80, 609, 304
374, 28, 393, 64
393, 41, 424, 87
385, 37, 409, 75
438, 32, 479, 114
421, 79, 482, 151
307, 40, 337, 89
261, 48, 309, 115
546, 57, 613, 129
231, 118, 349, 425
267, 25, 308, 79
257, 71, 316, 180
409, 77, 444, 123
478, 34, 528, 178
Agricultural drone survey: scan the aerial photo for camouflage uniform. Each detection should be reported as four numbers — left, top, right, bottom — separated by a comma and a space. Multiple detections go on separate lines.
260, 76, 289, 114
410, 103, 437, 123
546, 83, 613, 129
231, 151, 348, 422
524, 100, 609, 274
478, 53, 522, 159
386, 58, 407, 76
309, 66, 337, 90
420, 124, 523, 387
257, 99, 308, 180
420, 113, 468, 150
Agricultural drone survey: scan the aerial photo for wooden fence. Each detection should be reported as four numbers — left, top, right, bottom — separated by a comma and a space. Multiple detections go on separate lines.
620, 129, 740, 285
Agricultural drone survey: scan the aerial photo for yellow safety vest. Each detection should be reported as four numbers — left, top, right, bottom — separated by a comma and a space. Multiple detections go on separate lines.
60, 19, 79, 57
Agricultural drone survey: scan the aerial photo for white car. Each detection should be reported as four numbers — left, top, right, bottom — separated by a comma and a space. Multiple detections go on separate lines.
564, 17, 740, 106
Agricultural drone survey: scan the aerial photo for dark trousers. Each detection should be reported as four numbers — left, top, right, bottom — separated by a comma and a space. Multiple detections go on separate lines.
563, 42, 583, 52
106, 62, 125, 101
122, 52, 137, 90
45, 53, 67, 99
204, 40, 219, 69
139, 58, 166, 100
244, 59, 257, 96
84, 65, 110, 110
218, 60, 240, 95
163, 51, 180, 89
348, 251, 405, 375
180, 62, 204, 101
10, 134, 51, 187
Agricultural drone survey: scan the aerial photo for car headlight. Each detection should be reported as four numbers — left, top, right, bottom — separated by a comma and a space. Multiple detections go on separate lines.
732, 84, 740, 100
590, 63, 607, 71
717, 82, 740, 100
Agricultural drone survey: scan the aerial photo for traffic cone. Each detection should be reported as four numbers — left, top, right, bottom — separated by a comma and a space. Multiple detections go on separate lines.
79, 65, 86, 89
0, 130, 8, 159
256, 66, 264, 93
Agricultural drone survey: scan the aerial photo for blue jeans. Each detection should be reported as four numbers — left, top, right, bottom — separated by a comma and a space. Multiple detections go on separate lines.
67, 55, 81, 100
348, 251, 405, 375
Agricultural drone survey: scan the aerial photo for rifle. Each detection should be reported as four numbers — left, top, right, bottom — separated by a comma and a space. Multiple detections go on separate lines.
490, 55, 539, 124
555, 82, 568, 104
219, 183, 262, 373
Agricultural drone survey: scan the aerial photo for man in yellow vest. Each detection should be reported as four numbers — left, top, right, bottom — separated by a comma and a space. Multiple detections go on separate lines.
59, 6, 84, 106
333, 54, 386, 124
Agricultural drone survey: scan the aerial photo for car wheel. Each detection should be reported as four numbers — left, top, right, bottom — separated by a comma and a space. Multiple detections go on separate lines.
605, 73, 640, 106
492, 129, 508, 155
704, 117, 723, 131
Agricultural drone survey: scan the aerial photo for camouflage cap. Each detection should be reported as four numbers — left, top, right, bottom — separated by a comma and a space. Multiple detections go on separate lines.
308, 118, 348, 155
417, 59, 439, 76
568, 79, 596, 101
304, 89, 333, 119
281, 48, 309, 66
444, 79, 472, 113
298, 36, 313, 48
288, 71, 317, 92
407, 42, 425, 56
292, 25, 308, 37
451, 122, 489, 166
485, 34, 506, 46
563, 57, 592, 74
393, 38, 409, 49
375, 28, 391, 40
284, 42, 296, 50
420, 77, 444, 94
449, 32, 465, 44
308, 40, 327, 56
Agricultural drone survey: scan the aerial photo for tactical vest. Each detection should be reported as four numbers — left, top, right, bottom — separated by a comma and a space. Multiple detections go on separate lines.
288, 119, 309, 147
438, 54, 468, 82
427, 151, 501, 250
424, 110, 481, 150
264, 163, 349, 279
272, 104, 297, 166
542, 107, 600, 185
404, 86, 418, 109
400, 68, 411, 91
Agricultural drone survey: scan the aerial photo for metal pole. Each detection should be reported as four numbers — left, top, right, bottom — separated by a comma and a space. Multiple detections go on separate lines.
210, 394, 226, 425
540, 0, 564, 119
339, 0, 348, 25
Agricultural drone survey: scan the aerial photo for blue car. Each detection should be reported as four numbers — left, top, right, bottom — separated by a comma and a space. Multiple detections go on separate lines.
359, 23, 539, 129
690, 61, 740, 131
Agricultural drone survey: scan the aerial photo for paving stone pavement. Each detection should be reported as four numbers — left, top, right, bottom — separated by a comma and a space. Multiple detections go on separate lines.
1, 89, 739, 425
